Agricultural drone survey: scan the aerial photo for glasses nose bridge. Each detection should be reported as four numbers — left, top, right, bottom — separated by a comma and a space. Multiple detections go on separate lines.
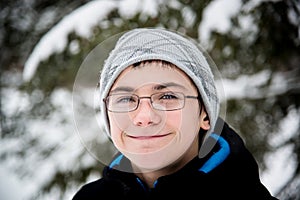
137, 96, 153, 107
139, 96, 152, 100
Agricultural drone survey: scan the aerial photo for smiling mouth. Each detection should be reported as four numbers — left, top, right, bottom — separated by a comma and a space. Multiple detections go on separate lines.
126, 133, 171, 140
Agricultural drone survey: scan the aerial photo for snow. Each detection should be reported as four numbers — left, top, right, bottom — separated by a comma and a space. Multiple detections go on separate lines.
2, 87, 31, 117
22, 0, 162, 82
0, 166, 26, 200
2, 0, 296, 199
260, 101, 299, 195
0, 85, 92, 200
182, 6, 196, 28
199, 0, 285, 48
3, 72, 295, 199
261, 107, 300, 195
23, 0, 118, 82
23, 0, 295, 82
262, 144, 297, 196
216, 70, 271, 101
199, 0, 242, 48
119, 0, 159, 18
269, 108, 300, 147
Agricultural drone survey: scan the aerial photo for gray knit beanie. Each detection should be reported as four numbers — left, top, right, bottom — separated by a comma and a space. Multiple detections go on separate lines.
99, 28, 220, 141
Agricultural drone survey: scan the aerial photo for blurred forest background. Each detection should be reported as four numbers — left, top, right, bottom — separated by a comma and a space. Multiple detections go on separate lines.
1, 0, 300, 199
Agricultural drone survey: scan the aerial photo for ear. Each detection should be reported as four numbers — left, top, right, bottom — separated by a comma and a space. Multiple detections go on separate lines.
200, 110, 211, 131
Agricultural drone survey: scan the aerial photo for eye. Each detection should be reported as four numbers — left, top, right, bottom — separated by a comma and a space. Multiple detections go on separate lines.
159, 92, 179, 100
115, 95, 137, 104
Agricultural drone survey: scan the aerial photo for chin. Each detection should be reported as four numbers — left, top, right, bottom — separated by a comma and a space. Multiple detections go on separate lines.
124, 145, 182, 172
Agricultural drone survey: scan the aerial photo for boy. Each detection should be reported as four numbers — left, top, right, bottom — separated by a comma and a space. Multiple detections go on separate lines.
73, 28, 278, 199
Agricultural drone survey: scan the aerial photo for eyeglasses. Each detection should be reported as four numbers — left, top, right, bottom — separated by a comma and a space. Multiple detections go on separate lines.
103, 91, 199, 113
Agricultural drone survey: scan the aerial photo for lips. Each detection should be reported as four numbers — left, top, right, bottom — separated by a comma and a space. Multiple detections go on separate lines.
125, 133, 172, 140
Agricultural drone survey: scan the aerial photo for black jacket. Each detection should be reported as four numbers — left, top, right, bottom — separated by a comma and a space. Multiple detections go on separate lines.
72, 121, 278, 200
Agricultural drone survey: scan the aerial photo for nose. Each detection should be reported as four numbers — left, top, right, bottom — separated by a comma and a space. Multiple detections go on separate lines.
132, 99, 160, 127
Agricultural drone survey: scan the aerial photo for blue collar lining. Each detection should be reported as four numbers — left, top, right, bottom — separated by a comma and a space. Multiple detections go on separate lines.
109, 154, 124, 169
198, 133, 230, 173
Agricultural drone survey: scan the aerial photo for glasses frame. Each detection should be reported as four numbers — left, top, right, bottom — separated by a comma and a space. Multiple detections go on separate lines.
103, 92, 200, 113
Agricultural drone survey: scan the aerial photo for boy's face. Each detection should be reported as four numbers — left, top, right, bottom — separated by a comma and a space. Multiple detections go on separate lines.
107, 62, 210, 171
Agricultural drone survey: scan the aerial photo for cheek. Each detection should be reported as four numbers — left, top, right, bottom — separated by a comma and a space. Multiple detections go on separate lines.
108, 113, 125, 142
109, 117, 129, 152
166, 112, 182, 129
108, 112, 134, 137
166, 108, 200, 137
179, 107, 201, 137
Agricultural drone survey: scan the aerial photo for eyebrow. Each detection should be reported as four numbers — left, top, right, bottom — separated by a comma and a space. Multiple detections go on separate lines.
110, 86, 134, 93
110, 82, 187, 94
153, 82, 187, 90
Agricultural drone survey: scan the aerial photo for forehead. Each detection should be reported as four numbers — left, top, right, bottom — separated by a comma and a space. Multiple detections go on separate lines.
110, 61, 197, 93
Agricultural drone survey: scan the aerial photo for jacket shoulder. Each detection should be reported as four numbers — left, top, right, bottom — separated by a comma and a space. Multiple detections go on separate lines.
215, 120, 279, 199
72, 177, 128, 200
217, 120, 260, 174
72, 179, 104, 200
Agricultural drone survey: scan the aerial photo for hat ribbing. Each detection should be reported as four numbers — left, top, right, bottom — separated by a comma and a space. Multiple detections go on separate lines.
99, 28, 219, 140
